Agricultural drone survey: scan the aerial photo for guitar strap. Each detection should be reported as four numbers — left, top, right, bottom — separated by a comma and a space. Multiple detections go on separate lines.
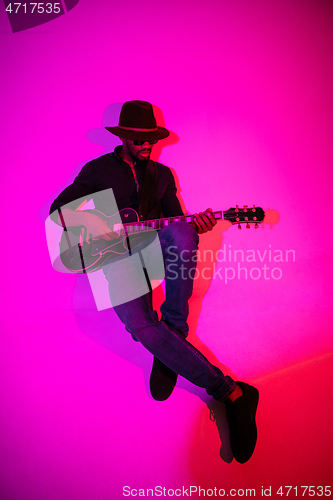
137, 160, 158, 220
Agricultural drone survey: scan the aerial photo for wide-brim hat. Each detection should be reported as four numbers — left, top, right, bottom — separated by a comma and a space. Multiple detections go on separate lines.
105, 100, 170, 141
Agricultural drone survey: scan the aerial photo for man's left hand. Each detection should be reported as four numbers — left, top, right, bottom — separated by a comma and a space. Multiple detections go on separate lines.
192, 208, 217, 234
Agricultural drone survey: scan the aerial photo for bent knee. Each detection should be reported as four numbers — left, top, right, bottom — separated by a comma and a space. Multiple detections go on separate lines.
121, 309, 160, 337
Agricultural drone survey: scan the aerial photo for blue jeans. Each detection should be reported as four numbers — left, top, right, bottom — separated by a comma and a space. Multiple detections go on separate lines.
103, 221, 235, 401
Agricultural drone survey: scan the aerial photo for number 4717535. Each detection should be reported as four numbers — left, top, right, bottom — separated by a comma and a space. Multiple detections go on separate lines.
5, 3, 61, 14
277, 486, 331, 496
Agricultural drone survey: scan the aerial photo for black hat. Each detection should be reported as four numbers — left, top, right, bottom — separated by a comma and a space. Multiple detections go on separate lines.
105, 100, 170, 141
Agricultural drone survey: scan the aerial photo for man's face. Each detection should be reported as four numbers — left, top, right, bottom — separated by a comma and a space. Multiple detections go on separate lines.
123, 139, 157, 163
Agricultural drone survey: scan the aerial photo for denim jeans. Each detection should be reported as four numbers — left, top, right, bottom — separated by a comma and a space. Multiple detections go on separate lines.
103, 221, 235, 401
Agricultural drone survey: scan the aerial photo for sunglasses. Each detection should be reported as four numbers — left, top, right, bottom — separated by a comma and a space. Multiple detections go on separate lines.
133, 139, 158, 146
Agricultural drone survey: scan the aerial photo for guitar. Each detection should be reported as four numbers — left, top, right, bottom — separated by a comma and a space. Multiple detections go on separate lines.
59, 205, 265, 273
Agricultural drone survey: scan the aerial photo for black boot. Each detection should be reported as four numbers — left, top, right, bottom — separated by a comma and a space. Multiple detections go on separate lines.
225, 381, 259, 463
149, 357, 178, 401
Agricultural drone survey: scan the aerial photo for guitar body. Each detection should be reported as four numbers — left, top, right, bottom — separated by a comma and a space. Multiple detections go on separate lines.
59, 208, 152, 273
58, 205, 265, 273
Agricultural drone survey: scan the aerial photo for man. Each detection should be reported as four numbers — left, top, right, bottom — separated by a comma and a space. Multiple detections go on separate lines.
50, 100, 259, 463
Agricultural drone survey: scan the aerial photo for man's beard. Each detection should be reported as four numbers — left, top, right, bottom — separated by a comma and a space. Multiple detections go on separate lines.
131, 150, 151, 166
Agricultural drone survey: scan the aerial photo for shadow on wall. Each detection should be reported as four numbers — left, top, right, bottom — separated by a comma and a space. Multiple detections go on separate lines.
42, 101, 242, 463
72, 274, 235, 463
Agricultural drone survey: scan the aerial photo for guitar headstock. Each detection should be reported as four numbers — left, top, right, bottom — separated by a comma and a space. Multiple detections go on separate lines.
224, 205, 265, 228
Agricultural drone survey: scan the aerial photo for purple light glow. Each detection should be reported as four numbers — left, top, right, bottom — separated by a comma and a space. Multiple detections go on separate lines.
0, 0, 332, 498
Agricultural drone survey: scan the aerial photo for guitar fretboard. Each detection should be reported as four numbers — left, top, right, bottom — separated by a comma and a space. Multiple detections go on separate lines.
114, 211, 223, 235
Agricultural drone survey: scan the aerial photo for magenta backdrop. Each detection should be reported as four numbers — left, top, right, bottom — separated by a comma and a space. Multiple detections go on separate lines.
1, 0, 332, 499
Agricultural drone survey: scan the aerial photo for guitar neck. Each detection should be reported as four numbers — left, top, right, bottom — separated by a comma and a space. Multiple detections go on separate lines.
113, 206, 264, 235
118, 211, 223, 234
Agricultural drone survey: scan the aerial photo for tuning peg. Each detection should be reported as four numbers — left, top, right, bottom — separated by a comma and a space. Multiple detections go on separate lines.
255, 223, 259, 228
246, 223, 250, 228
238, 224, 242, 230
235, 205, 239, 212
244, 205, 248, 212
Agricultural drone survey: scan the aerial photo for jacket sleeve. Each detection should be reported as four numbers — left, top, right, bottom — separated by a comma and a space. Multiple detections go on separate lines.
49, 162, 96, 224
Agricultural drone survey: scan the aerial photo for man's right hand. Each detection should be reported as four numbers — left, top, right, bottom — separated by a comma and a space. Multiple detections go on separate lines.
82, 212, 119, 243
58, 209, 119, 243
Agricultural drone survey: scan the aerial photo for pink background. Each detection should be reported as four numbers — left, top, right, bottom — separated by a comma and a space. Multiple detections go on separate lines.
1, 0, 332, 498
